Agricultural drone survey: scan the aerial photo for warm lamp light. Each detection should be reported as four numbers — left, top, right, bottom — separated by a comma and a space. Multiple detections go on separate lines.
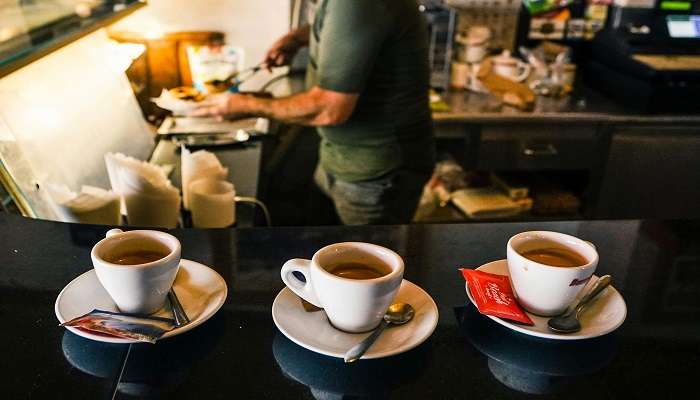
143, 27, 165, 40
106, 40, 146, 72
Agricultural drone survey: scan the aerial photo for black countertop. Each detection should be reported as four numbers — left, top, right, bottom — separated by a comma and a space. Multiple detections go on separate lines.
2, 213, 700, 399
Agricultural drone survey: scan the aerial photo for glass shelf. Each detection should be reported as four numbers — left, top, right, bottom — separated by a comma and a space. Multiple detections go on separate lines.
0, 0, 144, 78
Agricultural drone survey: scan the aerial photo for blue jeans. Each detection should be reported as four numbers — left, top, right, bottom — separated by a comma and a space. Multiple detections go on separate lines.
314, 165, 430, 225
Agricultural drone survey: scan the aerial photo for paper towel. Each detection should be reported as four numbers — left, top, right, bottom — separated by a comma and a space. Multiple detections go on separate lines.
181, 145, 228, 210
105, 153, 181, 228
46, 184, 121, 225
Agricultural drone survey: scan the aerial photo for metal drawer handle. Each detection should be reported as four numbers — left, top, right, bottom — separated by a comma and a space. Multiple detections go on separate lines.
522, 143, 558, 156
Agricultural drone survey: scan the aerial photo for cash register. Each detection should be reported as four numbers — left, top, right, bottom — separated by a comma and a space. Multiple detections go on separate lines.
587, 0, 700, 112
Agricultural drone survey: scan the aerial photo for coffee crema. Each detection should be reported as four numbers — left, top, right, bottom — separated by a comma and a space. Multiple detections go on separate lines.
519, 247, 587, 268
104, 250, 169, 265
328, 262, 391, 280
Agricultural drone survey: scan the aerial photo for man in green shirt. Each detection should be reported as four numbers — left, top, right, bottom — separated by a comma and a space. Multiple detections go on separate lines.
193, 0, 435, 225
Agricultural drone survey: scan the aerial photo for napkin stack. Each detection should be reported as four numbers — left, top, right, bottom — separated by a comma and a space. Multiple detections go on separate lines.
151, 89, 201, 116
105, 153, 181, 228
46, 184, 121, 225
181, 145, 229, 210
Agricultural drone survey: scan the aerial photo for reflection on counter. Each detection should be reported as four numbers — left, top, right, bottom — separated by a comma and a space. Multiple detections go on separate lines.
117, 313, 226, 397
456, 305, 618, 395
61, 330, 128, 380
272, 332, 430, 400
62, 314, 226, 398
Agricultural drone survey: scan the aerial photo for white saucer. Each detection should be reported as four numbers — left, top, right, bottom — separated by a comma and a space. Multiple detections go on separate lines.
465, 260, 627, 340
55, 259, 227, 344
272, 279, 439, 360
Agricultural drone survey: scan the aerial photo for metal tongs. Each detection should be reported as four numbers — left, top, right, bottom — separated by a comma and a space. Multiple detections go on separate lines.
211, 61, 267, 91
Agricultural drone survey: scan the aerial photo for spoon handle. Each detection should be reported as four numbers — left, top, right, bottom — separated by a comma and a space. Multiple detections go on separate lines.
575, 275, 612, 315
344, 321, 389, 363
168, 289, 190, 327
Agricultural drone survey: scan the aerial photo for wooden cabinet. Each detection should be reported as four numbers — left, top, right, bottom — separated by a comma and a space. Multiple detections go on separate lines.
595, 126, 700, 219
476, 125, 600, 171
434, 121, 700, 220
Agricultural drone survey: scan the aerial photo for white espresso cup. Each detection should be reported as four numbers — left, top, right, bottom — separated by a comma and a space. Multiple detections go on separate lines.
91, 229, 181, 314
507, 231, 598, 316
280, 242, 404, 333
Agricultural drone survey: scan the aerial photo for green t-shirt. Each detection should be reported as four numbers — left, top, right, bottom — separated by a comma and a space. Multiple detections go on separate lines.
306, 0, 435, 182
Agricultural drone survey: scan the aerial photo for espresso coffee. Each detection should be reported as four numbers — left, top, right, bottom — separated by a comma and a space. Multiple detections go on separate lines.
520, 247, 587, 268
102, 237, 171, 265
328, 262, 392, 280
105, 250, 169, 265
102, 237, 172, 266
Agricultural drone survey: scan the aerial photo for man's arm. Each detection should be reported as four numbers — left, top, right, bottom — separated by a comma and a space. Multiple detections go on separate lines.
194, 86, 358, 127
264, 25, 310, 68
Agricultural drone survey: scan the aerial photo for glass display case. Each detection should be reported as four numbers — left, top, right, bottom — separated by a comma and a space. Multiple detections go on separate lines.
0, 1, 152, 219
0, 0, 144, 78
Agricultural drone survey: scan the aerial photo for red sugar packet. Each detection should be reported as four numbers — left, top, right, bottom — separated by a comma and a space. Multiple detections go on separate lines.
460, 268, 534, 325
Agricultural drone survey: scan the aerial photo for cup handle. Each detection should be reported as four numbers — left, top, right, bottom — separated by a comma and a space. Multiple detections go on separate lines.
106, 228, 124, 238
515, 62, 531, 82
280, 259, 322, 308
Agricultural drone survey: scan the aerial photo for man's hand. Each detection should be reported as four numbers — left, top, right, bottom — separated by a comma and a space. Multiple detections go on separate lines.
189, 93, 249, 118
263, 26, 310, 69
264, 34, 303, 69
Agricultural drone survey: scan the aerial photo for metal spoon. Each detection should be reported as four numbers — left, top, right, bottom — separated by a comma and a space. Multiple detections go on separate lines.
168, 288, 190, 328
344, 303, 415, 363
548, 275, 612, 334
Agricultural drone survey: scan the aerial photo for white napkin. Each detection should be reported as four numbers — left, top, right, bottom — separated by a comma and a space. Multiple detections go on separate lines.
151, 89, 200, 116
46, 184, 121, 225
105, 153, 181, 228
181, 145, 228, 210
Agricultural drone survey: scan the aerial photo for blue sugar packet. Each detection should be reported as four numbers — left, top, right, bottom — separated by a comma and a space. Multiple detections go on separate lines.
61, 309, 176, 343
